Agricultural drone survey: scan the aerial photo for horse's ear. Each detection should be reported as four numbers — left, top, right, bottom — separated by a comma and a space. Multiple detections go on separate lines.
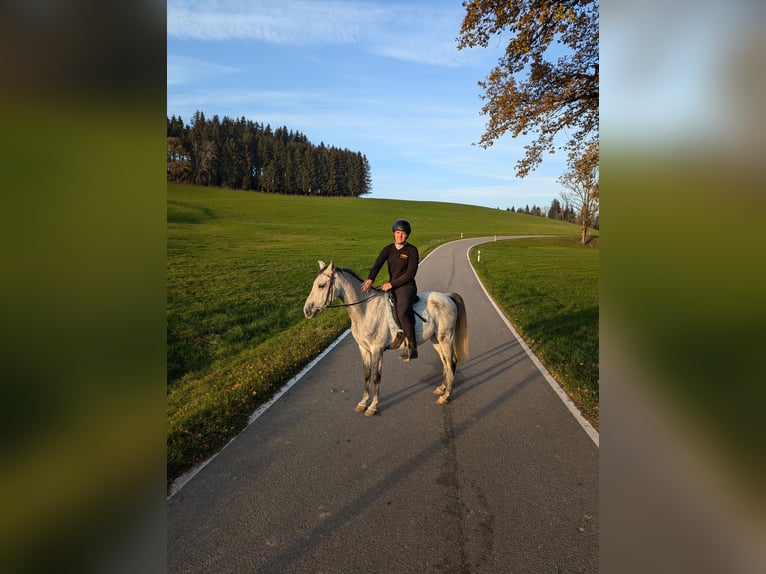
328, 260, 334, 270
317, 260, 326, 269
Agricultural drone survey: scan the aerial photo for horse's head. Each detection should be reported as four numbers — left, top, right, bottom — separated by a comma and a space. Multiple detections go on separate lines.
303, 260, 336, 318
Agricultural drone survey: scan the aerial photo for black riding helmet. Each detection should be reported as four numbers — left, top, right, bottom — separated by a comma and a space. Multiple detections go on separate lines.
391, 219, 412, 235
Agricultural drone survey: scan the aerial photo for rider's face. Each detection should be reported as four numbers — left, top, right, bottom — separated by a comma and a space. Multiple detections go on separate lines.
393, 230, 408, 245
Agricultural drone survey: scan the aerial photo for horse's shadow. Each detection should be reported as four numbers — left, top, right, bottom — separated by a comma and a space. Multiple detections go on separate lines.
378, 340, 527, 412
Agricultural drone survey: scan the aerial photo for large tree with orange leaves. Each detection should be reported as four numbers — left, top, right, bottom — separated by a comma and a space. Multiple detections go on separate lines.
457, 0, 598, 178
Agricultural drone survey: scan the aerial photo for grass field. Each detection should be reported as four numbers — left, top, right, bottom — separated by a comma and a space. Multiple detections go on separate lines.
167, 183, 598, 484
470, 237, 599, 424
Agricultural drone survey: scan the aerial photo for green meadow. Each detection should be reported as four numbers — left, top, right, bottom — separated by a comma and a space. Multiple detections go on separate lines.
168, 183, 598, 483
470, 237, 599, 423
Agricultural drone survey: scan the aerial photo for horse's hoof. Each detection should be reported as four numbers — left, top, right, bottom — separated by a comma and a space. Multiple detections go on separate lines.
355, 403, 367, 412
364, 407, 377, 417
433, 386, 445, 396
437, 396, 449, 406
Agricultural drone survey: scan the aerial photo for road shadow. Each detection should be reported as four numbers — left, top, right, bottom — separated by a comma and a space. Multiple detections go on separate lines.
246, 348, 543, 573
416, 341, 528, 399
377, 341, 526, 412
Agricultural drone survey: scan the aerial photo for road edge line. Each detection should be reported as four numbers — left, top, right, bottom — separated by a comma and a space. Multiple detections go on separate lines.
168, 329, 352, 499
465, 241, 599, 447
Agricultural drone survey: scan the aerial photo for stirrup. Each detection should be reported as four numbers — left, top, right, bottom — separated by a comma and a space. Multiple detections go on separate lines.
389, 331, 405, 349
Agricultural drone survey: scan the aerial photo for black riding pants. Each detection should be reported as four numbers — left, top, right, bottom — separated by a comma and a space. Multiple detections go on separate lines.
392, 283, 417, 348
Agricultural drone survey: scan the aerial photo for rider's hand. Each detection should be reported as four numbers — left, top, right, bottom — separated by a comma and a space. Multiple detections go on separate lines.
382, 282, 392, 291
361, 279, 373, 293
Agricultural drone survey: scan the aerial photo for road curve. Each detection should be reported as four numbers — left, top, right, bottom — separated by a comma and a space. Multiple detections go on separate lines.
168, 236, 598, 573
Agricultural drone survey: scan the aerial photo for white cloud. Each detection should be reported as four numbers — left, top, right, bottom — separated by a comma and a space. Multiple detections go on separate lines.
167, 0, 489, 67
167, 55, 239, 86
168, 0, 381, 44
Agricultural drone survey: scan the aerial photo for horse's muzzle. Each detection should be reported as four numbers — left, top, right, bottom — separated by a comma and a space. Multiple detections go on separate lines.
304, 304, 317, 318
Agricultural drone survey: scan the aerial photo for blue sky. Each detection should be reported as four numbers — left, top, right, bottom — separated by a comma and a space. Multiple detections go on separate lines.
167, 0, 569, 210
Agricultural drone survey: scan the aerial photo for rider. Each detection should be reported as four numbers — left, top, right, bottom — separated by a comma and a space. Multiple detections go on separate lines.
361, 219, 420, 361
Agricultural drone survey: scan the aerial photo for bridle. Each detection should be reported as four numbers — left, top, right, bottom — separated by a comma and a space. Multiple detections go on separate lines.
320, 270, 337, 309
318, 268, 384, 310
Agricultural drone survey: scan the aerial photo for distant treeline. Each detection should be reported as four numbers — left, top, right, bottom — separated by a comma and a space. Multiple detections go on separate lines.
508, 199, 599, 230
167, 111, 372, 196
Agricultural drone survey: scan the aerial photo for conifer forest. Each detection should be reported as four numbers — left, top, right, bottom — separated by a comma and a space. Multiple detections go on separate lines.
167, 111, 372, 197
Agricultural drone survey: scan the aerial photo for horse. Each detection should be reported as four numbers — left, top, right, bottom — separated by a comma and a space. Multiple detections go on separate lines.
303, 260, 468, 416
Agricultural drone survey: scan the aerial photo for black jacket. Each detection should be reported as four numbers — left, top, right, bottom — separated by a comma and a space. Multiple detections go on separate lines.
367, 243, 419, 289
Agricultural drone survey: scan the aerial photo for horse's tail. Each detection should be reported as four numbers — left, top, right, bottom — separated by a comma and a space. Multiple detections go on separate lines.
448, 293, 469, 363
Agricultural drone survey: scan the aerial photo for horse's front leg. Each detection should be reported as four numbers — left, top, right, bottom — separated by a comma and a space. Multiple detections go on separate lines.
355, 346, 373, 413
365, 350, 383, 417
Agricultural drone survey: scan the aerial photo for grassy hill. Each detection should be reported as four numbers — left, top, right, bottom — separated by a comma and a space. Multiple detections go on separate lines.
167, 183, 598, 483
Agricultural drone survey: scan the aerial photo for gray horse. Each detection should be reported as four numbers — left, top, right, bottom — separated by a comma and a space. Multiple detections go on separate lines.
303, 260, 468, 416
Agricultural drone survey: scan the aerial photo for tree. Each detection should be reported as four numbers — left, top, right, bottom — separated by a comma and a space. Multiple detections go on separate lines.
457, 0, 599, 178
559, 145, 599, 245
195, 139, 218, 186
167, 136, 192, 182
548, 197, 562, 219
167, 112, 372, 195
360, 154, 372, 196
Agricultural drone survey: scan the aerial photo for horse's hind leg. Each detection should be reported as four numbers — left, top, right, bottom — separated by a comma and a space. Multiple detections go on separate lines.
355, 347, 372, 412
431, 341, 448, 397
433, 336, 456, 405
365, 351, 383, 417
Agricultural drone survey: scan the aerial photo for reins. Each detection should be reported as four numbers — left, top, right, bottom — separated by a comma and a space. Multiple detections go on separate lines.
327, 291, 384, 308
321, 268, 384, 309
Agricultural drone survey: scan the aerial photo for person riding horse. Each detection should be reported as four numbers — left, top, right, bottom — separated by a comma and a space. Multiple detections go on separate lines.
361, 219, 419, 361
304, 260, 468, 414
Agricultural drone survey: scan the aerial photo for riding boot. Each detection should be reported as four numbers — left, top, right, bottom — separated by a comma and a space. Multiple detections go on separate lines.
400, 341, 418, 362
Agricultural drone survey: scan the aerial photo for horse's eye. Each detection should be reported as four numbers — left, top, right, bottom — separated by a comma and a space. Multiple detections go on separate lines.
317, 282, 327, 289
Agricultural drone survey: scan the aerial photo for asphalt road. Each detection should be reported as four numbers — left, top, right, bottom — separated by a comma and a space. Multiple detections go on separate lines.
167, 237, 599, 573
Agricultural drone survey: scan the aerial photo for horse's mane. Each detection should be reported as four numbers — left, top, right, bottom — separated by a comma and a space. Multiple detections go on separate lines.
316, 264, 379, 291
336, 266, 383, 291
337, 267, 364, 284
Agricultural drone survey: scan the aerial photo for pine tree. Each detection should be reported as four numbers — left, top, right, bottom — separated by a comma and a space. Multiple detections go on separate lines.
168, 112, 373, 196
548, 198, 562, 219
